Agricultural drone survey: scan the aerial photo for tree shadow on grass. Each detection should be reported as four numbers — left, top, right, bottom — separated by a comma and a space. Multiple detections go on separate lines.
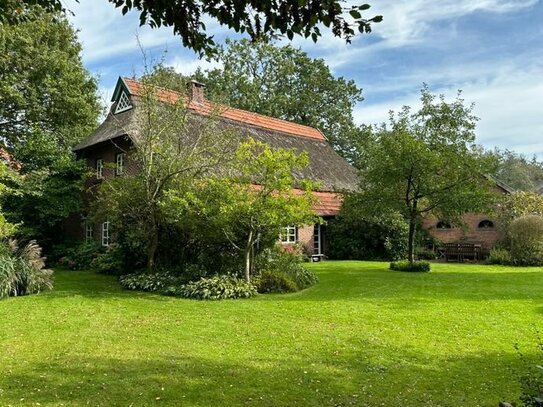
0, 348, 533, 406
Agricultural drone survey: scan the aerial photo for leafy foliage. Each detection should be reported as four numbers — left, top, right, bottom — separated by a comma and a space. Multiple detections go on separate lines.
390, 260, 430, 273
509, 215, 543, 266
0, 240, 53, 299
0, 7, 100, 153
486, 248, 511, 265
356, 86, 495, 262
170, 138, 319, 283
90, 244, 126, 275
53, 240, 100, 270
486, 148, 543, 192
327, 195, 408, 261
119, 272, 182, 292
0, 6, 99, 244
256, 270, 298, 294
92, 72, 234, 272
1, 1, 382, 56
168, 275, 257, 300
255, 245, 318, 292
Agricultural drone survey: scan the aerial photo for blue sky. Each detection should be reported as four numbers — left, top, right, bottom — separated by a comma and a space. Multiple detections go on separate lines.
66, 0, 543, 158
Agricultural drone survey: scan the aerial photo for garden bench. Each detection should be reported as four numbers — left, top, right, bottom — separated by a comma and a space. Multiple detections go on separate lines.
442, 243, 481, 262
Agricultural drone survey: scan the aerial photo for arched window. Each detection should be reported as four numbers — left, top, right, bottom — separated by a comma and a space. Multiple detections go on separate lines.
478, 219, 494, 229
436, 221, 452, 229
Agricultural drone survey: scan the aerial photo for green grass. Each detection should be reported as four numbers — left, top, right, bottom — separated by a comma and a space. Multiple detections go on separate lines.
1, 261, 542, 406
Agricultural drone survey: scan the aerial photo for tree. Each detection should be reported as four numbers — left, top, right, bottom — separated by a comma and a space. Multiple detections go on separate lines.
485, 148, 543, 192
0, 6, 100, 243
175, 139, 319, 283
1, 1, 382, 56
0, 7, 100, 159
93, 76, 235, 272
357, 87, 495, 263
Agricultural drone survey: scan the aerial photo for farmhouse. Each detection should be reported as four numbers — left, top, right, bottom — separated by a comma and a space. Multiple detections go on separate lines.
68, 77, 359, 257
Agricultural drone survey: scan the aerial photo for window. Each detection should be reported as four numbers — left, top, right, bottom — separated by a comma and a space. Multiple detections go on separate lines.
115, 153, 125, 176
436, 221, 452, 229
96, 158, 104, 179
478, 219, 495, 229
114, 91, 132, 114
280, 225, 297, 244
101, 221, 110, 247
85, 223, 93, 242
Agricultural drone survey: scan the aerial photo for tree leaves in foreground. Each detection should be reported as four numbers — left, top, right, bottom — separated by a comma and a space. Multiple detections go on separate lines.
356, 86, 495, 262
1, 1, 382, 56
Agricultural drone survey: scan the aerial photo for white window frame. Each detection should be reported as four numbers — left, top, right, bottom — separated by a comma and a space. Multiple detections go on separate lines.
115, 153, 125, 176
280, 225, 297, 244
313, 224, 322, 255
101, 221, 110, 247
85, 223, 93, 242
96, 158, 104, 179
114, 91, 132, 114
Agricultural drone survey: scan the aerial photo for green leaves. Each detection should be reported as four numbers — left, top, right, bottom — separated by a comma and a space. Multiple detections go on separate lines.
356, 86, 495, 261
0, 1, 381, 56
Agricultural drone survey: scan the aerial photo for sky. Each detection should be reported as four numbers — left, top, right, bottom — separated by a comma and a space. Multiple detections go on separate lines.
65, 0, 543, 158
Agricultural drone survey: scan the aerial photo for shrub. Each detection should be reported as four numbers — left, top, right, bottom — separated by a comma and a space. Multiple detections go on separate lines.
487, 248, 511, 265
255, 245, 318, 292
256, 270, 297, 293
415, 246, 437, 260
390, 260, 431, 273
327, 207, 408, 261
169, 275, 257, 300
54, 240, 100, 270
509, 215, 543, 266
119, 272, 182, 292
90, 244, 125, 275
0, 240, 53, 299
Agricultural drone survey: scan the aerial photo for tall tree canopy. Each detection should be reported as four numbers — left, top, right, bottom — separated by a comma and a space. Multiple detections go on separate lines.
356, 87, 495, 262
1, 1, 382, 56
485, 148, 543, 192
0, 6, 100, 244
0, 6, 100, 166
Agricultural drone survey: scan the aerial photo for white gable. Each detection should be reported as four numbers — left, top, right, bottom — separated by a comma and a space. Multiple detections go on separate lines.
114, 91, 132, 114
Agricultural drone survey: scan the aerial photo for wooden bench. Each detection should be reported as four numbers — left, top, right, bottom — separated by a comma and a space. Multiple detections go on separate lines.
442, 243, 481, 262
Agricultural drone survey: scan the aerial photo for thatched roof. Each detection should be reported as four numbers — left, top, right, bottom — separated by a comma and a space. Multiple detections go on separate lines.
74, 77, 359, 195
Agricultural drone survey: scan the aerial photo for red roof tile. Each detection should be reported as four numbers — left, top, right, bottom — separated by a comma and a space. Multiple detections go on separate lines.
122, 78, 326, 141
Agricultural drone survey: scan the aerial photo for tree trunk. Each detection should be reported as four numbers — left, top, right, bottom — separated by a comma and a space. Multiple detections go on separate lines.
244, 229, 254, 283
147, 222, 159, 273
407, 219, 416, 263
408, 200, 418, 264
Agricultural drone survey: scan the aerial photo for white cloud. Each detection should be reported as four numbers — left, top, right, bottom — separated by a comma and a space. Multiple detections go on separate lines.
354, 60, 543, 157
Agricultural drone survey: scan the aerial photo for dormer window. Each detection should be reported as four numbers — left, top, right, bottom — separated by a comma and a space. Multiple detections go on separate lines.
115, 91, 132, 114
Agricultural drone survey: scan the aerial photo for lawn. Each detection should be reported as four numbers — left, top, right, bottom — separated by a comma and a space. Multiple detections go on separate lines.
1, 262, 542, 406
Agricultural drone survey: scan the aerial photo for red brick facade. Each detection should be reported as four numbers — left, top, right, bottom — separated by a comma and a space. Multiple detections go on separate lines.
422, 213, 503, 250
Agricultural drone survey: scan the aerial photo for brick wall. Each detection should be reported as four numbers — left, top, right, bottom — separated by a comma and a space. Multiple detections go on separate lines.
422, 213, 504, 250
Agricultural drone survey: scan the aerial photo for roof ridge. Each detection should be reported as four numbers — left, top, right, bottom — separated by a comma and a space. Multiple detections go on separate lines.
121, 77, 326, 141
